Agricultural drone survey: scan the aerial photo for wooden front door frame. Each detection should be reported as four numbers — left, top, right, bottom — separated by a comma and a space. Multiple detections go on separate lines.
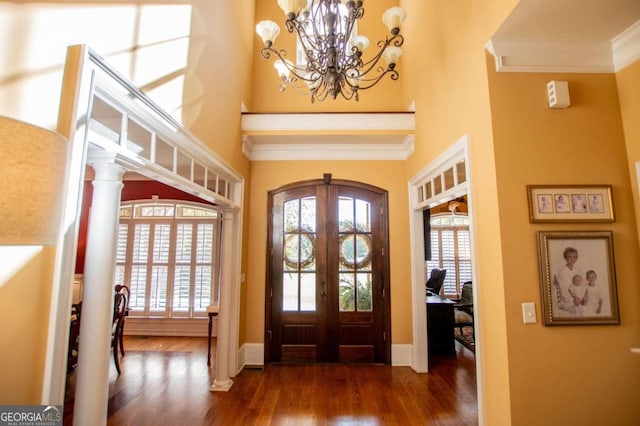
264, 178, 391, 364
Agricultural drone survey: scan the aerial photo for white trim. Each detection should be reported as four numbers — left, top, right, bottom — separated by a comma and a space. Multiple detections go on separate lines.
613, 20, 640, 72
241, 112, 415, 161
487, 19, 640, 74
408, 136, 475, 373
238, 343, 265, 369
241, 113, 415, 133
236, 343, 412, 368
407, 134, 484, 424
123, 318, 212, 337
44, 44, 245, 406
486, 39, 614, 73
243, 135, 414, 161
391, 344, 413, 366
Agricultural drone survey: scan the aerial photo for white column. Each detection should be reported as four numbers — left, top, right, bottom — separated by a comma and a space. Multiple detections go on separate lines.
210, 210, 235, 391
73, 157, 124, 426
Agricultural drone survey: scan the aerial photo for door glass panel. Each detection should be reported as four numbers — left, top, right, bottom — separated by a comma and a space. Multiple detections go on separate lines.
355, 235, 371, 267
339, 273, 355, 312
339, 197, 354, 232
300, 234, 315, 271
356, 273, 372, 311
284, 234, 299, 271
282, 196, 317, 312
283, 272, 299, 311
300, 273, 316, 311
301, 197, 316, 232
338, 197, 373, 312
339, 235, 356, 271
284, 199, 299, 232
355, 199, 370, 231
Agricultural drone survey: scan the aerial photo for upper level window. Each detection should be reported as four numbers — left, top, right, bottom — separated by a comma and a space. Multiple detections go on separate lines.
115, 200, 221, 319
426, 213, 472, 297
296, 0, 359, 66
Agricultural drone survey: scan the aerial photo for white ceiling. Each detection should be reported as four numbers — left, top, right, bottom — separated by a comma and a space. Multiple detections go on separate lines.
493, 0, 640, 41
487, 0, 640, 72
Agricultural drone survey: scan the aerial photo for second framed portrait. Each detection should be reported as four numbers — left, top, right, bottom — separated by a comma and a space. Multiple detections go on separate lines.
537, 231, 620, 326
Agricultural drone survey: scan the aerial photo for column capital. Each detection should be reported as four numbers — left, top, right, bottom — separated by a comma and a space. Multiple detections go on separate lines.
87, 152, 122, 180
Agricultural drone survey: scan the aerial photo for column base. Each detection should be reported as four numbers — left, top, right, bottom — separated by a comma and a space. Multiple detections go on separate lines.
210, 378, 233, 392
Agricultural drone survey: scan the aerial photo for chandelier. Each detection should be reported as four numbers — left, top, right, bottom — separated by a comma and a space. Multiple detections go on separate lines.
256, 0, 407, 102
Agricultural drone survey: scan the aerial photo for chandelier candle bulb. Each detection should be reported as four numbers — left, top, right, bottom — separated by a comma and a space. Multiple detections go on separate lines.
256, 20, 281, 46
256, 0, 407, 102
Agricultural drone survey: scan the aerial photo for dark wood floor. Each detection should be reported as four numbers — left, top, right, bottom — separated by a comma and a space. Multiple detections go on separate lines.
64, 336, 477, 425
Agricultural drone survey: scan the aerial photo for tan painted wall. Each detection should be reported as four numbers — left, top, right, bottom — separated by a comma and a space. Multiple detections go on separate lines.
250, 0, 407, 113
487, 67, 640, 425
617, 59, 640, 244
244, 161, 412, 345
0, 247, 55, 403
400, 0, 520, 424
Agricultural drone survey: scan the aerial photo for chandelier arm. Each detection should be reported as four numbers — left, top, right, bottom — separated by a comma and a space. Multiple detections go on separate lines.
353, 69, 399, 90
357, 49, 388, 77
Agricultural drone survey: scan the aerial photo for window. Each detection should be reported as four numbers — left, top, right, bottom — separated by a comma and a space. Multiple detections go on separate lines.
426, 214, 472, 297
296, 0, 359, 66
115, 200, 221, 319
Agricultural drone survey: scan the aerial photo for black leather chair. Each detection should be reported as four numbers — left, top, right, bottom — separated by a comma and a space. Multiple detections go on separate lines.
453, 281, 474, 338
426, 268, 446, 296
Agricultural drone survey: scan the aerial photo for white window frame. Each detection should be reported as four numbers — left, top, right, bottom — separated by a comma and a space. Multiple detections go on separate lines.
426, 213, 472, 297
116, 199, 222, 319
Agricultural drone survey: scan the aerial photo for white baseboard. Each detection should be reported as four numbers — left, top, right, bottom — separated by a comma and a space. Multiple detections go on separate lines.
236, 343, 414, 369
123, 317, 214, 337
391, 344, 413, 366
238, 343, 264, 370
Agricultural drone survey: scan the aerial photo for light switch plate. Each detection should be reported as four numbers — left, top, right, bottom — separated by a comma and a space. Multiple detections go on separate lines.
522, 302, 536, 324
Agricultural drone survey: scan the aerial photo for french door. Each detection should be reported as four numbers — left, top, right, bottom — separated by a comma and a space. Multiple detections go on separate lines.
266, 179, 390, 363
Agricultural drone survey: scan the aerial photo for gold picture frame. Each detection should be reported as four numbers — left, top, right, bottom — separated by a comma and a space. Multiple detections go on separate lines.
537, 231, 620, 326
527, 185, 614, 223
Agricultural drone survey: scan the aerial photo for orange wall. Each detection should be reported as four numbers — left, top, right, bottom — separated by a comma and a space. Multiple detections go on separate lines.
401, 0, 520, 423
617, 59, 640, 244
250, 0, 408, 113
487, 66, 640, 425
244, 161, 412, 345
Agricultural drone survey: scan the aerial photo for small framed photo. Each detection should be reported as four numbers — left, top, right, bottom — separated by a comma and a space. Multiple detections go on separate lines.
527, 185, 614, 222
537, 231, 620, 326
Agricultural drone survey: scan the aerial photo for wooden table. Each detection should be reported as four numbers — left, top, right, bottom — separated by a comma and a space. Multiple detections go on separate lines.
426, 293, 456, 356
207, 304, 219, 366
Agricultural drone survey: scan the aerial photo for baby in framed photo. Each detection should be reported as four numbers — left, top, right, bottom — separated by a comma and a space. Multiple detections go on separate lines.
537, 194, 553, 213
588, 194, 604, 213
554, 194, 570, 213
571, 194, 587, 213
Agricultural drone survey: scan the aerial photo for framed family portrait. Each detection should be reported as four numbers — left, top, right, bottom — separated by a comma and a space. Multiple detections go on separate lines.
537, 231, 620, 326
527, 184, 614, 223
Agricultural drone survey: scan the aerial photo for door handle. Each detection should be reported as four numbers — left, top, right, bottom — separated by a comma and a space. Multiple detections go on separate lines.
320, 281, 326, 297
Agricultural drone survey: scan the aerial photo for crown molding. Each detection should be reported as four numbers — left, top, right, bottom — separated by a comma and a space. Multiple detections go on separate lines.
486, 39, 614, 73
487, 19, 640, 74
242, 134, 414, 161
241, 112, 415, 161
613, 20, 640, 71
